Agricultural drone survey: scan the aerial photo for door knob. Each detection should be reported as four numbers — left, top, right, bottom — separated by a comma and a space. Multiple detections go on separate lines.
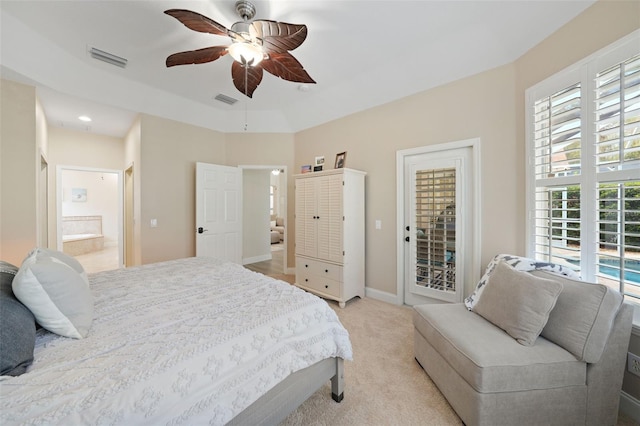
197, 227, 208, 234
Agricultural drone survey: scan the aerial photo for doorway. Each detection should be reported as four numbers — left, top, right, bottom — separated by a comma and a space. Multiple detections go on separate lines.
124, 164, 134, 267
396, 139, 480, 306
56, 166, 123, 273
39, 153, 49, 247
240, 165, 288, 276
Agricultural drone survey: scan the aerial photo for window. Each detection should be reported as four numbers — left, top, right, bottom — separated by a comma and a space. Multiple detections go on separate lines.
526, 30, 640, 302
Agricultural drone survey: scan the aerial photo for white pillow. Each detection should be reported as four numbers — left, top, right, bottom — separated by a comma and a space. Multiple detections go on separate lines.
465, 254, 580, 310
13, 248, 93, 339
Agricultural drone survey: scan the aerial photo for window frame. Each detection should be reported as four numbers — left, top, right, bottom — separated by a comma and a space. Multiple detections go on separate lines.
525, 29, 640, 299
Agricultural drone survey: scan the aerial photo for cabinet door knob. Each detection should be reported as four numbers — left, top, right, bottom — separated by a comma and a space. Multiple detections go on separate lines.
305, 264, 309, 268
325, 269, 329, 273
325, 285, 329, 289
305, 278, 308, 282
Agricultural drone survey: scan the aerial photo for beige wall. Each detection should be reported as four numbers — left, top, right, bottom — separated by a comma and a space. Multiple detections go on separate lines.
124, 116, 142, 265
48, 127, 124, 168
138, 114, 226, 264
225, 132, 295, 267
46, 127, 125, 249
295, 64, 519, 296
242, 169, 271, 262
35, 97, 48, 249
0, 80, 38, 265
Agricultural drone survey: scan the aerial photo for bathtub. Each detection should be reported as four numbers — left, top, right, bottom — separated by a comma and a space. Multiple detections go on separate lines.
62, 233, 104, 256
62, 215, 105, 256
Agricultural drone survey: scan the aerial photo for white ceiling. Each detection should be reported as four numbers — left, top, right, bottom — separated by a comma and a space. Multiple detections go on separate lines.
0, 0, 596, 137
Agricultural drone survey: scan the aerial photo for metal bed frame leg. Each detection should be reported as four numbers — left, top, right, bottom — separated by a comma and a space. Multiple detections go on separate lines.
331, 357, 345, 402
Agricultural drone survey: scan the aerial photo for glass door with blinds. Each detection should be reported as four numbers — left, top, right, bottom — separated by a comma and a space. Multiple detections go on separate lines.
403, 146, 473, 305
415, 168, 456, 293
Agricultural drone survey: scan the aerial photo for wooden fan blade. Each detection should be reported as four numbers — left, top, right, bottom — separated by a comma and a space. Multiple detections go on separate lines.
261, 52, 315, 84
231, 61, 263, 98
166, 46, 228, 67
165, 9, 229, 36
250, 20, 307, 54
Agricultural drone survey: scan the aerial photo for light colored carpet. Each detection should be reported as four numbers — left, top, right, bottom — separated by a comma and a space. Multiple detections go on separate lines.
281, 296, 639, 426
281, 297, 462, 425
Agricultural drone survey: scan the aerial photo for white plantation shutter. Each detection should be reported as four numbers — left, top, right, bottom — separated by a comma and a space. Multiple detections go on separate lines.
596, 181, 640, 297
533, 185, 581, 264
595, 54, 640, 172
527, 31, 640, 302
533, 83, 582, 179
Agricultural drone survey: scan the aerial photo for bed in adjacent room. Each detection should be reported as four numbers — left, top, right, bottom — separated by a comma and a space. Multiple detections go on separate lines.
0, 250, 352, 425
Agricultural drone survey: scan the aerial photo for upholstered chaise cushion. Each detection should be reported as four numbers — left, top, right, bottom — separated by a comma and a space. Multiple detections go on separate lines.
0, 261, 36, 376
532, 270, 623, 363
413, 303, 585, 394
473, 261, 563, 346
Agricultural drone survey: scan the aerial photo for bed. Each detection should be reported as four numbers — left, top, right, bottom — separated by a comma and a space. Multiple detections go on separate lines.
0, 251, 352, 425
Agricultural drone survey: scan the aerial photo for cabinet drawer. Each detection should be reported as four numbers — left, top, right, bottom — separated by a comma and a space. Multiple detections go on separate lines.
298, 275, 341, 298
296, 257, 343, 281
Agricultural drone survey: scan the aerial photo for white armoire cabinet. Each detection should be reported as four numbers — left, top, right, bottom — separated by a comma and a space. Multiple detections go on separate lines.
294, 168, 366, 308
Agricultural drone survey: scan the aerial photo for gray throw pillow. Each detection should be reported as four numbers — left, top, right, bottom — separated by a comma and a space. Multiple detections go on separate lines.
473, 261, 563, 346
0, 261, 36, 376
532, 270, 623, 362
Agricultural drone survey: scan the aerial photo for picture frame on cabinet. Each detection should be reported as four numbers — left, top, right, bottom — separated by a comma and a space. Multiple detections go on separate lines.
335, 152, 347, 169
315, 156, 325, 166
301, 165, 312, 174
313, 165, 323, 172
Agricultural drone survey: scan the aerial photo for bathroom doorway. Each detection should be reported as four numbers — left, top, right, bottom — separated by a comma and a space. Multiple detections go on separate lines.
56, 166, 123, 273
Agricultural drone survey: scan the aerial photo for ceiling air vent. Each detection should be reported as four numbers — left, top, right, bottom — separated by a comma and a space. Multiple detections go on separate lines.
89, 47, 127, 68
214, 93, 238, 105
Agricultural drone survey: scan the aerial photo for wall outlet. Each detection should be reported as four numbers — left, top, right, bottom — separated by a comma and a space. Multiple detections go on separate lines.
628, 352, 640, 377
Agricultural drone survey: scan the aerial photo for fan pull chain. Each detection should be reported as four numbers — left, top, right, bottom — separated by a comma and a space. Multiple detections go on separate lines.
244, 67, 249, 131
244, 100, 248, 131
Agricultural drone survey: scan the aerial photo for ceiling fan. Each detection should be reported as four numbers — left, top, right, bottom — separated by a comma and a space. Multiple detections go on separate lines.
165, 1, 315, 98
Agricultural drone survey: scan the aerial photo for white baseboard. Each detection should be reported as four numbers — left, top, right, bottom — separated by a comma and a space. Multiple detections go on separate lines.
242, 254, 272, 265
365, 287, 402, 305
620, 391, 640, 423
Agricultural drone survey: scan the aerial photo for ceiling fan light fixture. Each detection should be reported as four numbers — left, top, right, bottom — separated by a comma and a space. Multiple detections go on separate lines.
227, 42, 264, 66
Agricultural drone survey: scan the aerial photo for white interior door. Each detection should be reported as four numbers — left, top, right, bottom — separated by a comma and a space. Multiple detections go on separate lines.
196, 162, 242, 263
397, 140, 480, 306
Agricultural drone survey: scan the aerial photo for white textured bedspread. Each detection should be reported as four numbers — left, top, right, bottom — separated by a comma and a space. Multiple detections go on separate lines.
0, 257, 352, 425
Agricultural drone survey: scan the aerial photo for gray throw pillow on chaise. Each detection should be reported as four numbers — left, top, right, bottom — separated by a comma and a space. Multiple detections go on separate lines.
0, 260, 36, 376
473, 261, 563, 346
532, 269, 623, 362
